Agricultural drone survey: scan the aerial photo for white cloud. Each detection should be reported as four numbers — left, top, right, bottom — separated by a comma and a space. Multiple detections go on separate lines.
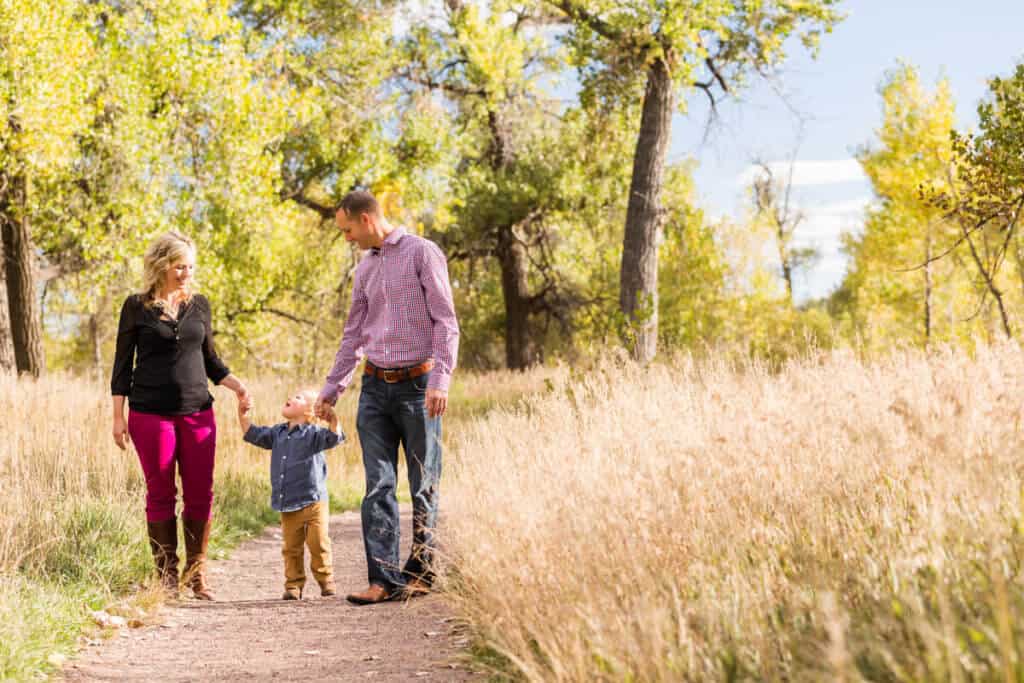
789, 195, 872, 301
792, 196, 872, 244
737, 159, 868, 188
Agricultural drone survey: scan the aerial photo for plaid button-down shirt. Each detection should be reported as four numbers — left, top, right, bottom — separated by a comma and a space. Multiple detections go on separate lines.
319, 227, 460, 402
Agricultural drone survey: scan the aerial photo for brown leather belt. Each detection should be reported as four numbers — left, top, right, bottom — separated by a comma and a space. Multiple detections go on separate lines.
364, 359, 434, 383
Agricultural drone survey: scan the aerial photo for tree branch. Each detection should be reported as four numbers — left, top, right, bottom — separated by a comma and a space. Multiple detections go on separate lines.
547, 0, 625, 44
282, 189, 335, 219
227, 306, 318, 327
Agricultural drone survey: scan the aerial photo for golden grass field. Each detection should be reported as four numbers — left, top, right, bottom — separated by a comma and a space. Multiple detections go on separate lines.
0, 366, 551, 678
3, 347, 1023, 680
440, 344, 1024, 680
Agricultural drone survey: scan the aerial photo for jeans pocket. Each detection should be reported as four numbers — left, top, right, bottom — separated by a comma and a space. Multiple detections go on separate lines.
412, 373, 429, 392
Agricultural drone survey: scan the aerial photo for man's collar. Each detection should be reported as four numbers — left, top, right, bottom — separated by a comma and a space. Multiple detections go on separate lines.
384, 226, 406, 246
371, 227, 406, 255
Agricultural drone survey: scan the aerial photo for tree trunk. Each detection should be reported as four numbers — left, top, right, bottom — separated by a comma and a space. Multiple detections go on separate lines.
620, 56, 674, 362
1, 173, 45, 376
0, 231, 14, 374
962, 224, 1012, 339
89, 312, 103, 373
779, 237, 794, 305
498, 225, 539, 370
923, 230, 932, 344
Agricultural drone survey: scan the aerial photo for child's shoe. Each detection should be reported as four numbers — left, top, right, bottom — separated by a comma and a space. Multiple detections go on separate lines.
282, 587, 302, 600
320, 581, 337, 597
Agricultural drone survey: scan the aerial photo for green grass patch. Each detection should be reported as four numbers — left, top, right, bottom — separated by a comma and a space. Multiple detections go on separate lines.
0, 469, 279, 681
329, 482, 364, 513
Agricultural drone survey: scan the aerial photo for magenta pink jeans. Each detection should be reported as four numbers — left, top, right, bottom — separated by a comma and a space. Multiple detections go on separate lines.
128, 409, 217, 522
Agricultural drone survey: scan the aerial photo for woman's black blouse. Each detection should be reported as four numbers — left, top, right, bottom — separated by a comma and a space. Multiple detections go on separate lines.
110, 294, 231, 415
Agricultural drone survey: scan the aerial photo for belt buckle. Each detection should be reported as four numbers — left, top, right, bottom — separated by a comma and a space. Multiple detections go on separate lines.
382, 368, 402, 383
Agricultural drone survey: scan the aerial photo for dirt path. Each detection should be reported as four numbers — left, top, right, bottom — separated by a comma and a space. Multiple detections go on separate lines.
62, 508, 477, 682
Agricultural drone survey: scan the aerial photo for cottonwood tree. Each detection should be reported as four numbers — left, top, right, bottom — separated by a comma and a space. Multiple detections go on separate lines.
397, 0, 634, 368
0, 0, 97, 375
546, 0, 842, 360
937, 63, 1024, 339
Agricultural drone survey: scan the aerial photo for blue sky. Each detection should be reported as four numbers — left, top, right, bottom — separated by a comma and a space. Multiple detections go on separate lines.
669, 0, 1024, 302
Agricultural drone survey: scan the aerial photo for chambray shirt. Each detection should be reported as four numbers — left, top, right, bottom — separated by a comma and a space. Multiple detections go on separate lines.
243, 423, 344, 512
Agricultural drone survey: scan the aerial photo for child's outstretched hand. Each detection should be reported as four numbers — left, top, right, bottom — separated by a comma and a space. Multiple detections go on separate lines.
318, 403, 339, 431
238, 398, 253, 431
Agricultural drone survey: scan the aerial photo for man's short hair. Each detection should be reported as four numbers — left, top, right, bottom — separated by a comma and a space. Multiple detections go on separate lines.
338, 190, 381, 218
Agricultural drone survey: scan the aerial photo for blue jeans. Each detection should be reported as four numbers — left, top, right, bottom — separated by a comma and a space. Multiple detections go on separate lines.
356, 371, 442, 591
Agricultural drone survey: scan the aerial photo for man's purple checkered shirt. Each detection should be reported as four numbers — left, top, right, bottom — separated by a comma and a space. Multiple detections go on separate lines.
319, 227, 460, 403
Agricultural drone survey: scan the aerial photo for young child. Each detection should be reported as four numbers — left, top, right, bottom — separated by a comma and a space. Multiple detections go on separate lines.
239, 388, 344, 600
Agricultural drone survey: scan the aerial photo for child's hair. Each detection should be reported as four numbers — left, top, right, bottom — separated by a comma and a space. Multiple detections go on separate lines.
298, 388, 320, 422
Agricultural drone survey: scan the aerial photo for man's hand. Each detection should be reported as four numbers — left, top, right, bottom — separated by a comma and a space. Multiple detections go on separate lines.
426, 388, 448, 418
314, 397, 335, 420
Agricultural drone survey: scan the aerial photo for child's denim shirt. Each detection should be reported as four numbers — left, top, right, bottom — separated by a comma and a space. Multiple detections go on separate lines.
243, 423, 344, 512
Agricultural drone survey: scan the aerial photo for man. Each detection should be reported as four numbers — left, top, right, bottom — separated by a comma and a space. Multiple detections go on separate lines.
314, 190, 459, 605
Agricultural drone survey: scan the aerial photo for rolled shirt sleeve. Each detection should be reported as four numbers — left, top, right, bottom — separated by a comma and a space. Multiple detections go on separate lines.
243, 424, 277, 450
312, 426, 344, 452
419, 241, 460, 392
319, 270, 368, 405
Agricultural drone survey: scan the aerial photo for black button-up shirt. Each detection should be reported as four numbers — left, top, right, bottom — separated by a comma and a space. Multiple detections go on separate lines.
110, 294, 230, 415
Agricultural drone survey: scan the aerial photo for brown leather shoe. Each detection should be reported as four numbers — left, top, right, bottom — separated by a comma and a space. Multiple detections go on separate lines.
346, 584, 394, 605
320, 582, 337, 597
282, 588, 302, 600
402, 578, 430, 599
182, 517, 214, 600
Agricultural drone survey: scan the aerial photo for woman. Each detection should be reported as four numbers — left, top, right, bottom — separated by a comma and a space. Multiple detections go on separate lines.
111, 230, 249, 599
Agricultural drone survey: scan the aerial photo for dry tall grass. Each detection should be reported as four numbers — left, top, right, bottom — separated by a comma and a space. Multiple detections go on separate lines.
441, 344, 1024, 680
0, 373, 365, 678
0, 375, 363, 574
0, 364, 555, 677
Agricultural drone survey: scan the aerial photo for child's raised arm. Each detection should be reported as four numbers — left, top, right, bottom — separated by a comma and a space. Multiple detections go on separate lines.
313, 403, 345, 451
240, 403, 276, 450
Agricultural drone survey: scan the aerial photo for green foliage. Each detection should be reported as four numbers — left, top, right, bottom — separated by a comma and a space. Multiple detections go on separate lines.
658, 164, 729, 349
555, 0, 844, 110
836, 64, 964, 349
837, 61, 1024, 349
14, 0, 1024, 373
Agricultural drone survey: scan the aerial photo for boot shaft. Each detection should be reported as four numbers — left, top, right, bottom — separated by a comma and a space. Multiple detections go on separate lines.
182, 516, 214, 600
146, 518, 179, 595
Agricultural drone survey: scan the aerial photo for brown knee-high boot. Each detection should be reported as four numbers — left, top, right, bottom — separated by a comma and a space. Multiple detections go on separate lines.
182, 517, 214, 600
147, 518, 179, 597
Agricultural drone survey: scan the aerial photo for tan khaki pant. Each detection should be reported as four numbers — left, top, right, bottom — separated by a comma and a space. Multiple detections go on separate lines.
280, 500, 333, 591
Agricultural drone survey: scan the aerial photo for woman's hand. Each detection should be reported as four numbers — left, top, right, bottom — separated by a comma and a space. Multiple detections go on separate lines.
235, 384, 252, 410
220, 374, 252, 410
113, 416, 130, 450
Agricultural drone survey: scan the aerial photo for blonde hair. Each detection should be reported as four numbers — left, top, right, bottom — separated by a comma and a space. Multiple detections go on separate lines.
298, 388, 320, 421
140, 230, 197, 306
